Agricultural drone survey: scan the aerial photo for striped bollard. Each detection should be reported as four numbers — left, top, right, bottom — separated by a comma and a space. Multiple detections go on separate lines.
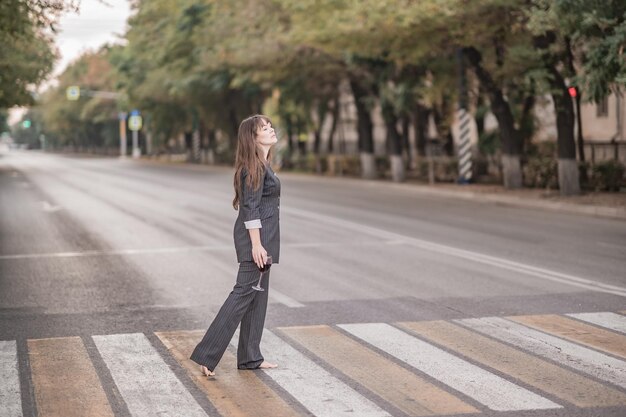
192, 130, 200, 163
457, 108, 472, 183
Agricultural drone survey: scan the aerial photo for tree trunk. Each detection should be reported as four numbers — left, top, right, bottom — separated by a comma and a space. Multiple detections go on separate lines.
463, 46, 523, 188
207, 128, 216, 165
382, 101, 405, 182
520, 95, 535, 155
227, 107, 239, 153
349, 78, 376, 179
313, 102, 327, 174
432, 100, 454, 157
327, 96, 340, 154
414, 103, 428, 157
401, 114, 412, 169
548, 66, 580, 195
360, 152, 376, 179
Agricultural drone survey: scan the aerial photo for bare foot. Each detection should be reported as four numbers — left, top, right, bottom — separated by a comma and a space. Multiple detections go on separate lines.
258, 361, 278, 369
200, 365, 215, 377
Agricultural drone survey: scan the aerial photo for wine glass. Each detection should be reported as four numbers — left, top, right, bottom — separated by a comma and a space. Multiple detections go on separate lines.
252, 255, 272, 291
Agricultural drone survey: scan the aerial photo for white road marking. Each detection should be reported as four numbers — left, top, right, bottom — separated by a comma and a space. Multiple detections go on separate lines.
339, 323, 560, 411
0, 239, 396, 261
0, 244, 232, 260
231, 329, 390, 417
286, 207, 626, 298
567, 312, 626, 334
92, 333, 210, 417
458, 317, 626, 389
269, 289, 305, 308
0, 340, 22, 417
41, 201, 62, 212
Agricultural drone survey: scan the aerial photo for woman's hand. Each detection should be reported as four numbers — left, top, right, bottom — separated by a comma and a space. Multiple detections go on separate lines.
252, 244, 268, 269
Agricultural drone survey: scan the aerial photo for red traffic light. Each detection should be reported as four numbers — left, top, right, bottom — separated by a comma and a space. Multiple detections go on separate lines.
568, 87, 577, 98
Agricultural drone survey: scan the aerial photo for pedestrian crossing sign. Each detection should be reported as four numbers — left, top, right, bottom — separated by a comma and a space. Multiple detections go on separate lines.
129, 115, 142, 131
66, 86, 80, 101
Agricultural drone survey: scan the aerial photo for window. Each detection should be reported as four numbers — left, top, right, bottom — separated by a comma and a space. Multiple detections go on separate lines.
596, 96, 609, 117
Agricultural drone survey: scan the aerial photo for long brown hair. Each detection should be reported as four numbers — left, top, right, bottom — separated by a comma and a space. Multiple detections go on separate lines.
233, 114, 274, 210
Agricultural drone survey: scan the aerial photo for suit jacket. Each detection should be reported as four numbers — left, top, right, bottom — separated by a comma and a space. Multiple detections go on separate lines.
233, 164, 281, 264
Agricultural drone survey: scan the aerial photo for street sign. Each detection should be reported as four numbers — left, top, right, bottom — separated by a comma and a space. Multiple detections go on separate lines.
128, 115, 142, 131
66, 86, 80, 101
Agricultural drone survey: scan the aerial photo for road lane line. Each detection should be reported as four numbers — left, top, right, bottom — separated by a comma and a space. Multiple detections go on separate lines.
41, 201, 62, 213
92, 333, 210, 417
269, 289, 305, 308
458, 317, 626, 389
155, 330, 300, 417
27, 337, 114, 417
0, 245, 232, 260
286, 207, 626, 297
568, 312, 626, 334
0, 240, 390, 261
338, 323, 561, 411
398, 320, 626, 408
0, 340, 22, 417
231, 329, 391, 417
278, 325, 478, 416
510, 314, 626, 359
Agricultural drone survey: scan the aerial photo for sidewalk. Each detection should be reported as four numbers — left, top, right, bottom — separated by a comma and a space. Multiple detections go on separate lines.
134, 155, 626, 221
399, 181, 626, 221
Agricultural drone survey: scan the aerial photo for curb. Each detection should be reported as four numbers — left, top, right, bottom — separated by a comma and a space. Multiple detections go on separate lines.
385, 183, 626, 221
130, 156, 626, 221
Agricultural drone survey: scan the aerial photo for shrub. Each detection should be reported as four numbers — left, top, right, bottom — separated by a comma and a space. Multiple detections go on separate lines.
524, 156, 558, 189
591, 160, 625, 192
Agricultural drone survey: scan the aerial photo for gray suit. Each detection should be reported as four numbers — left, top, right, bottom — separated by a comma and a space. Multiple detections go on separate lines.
233, 164, 281, 263
190, 164, 280, 371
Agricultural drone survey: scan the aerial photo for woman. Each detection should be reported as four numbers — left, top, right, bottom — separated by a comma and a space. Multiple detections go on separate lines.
190, 115, 280, 377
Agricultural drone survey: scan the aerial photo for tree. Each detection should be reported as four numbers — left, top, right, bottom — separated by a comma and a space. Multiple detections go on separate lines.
0, 0, 77, 108
528, 0, 626, 194
39, 47, 119, 150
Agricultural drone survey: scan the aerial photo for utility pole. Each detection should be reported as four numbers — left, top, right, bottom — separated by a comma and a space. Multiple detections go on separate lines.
118, 112, 127, 157
129, 110, 142, 159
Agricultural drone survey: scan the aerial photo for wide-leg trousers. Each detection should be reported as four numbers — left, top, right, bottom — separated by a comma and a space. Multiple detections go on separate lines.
190, 261, 270, 372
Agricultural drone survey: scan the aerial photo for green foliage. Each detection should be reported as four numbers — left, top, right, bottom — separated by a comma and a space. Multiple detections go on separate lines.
0, 1, 77, 108
524, 155, 559, 189
527, 0, 626, 102
591, 160, 625, 191
524, 141, 558, 188
39, 47, 120, 148
479, 130, 501, 156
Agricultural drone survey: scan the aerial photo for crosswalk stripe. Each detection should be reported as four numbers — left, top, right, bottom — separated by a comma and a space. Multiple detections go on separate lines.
0, 340, 22, 417
568, 312, 626, 334
398, 320, 626, 408
155, 330, 300, 417
338, 323, 561, 411
27, 337, 114, 417
92, 333, 210, 417
278, 325, 478, 416
235, 329, 391, 417
510, 314, 626, 359
459, 317, 626, 389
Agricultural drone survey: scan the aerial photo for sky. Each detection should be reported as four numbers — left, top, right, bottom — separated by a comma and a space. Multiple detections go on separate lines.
9, 0, 132, 124
53, 0, 132, 80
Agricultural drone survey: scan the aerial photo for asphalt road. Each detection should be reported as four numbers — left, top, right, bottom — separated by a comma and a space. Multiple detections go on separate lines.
1, 150, 625, 417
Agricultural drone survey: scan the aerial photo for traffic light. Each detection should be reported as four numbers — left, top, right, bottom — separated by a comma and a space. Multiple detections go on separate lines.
22, 120, 31, 129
